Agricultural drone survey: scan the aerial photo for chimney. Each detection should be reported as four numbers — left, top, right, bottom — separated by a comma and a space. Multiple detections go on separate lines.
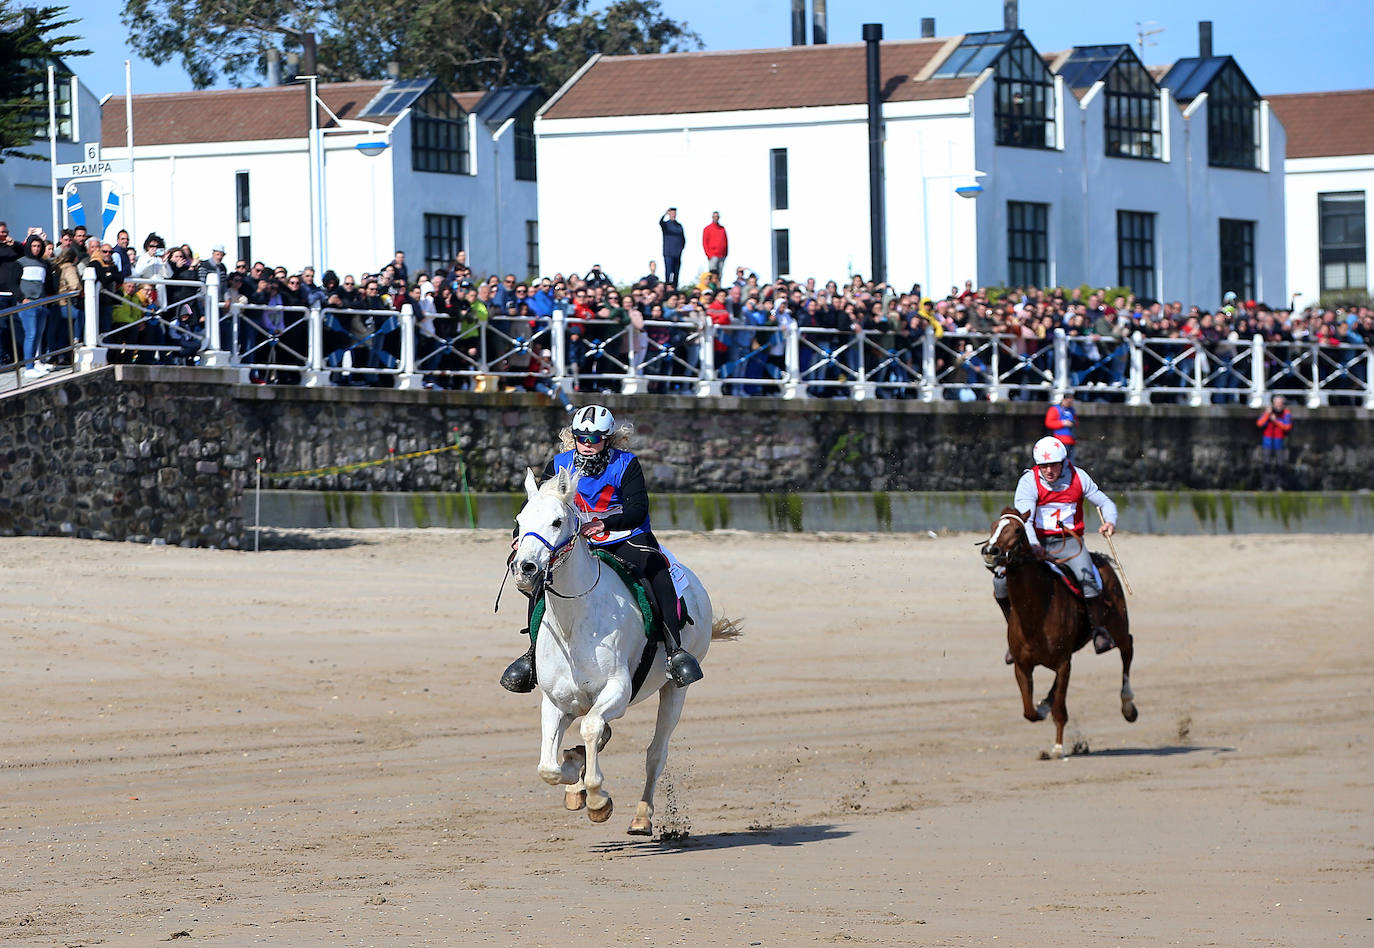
265, 47, 281, 86
813, 0, 827, 44
921, 17, 936, 38
863, 23, 886, 286
386, 61, 400, 79
284, 50, 300, 80
791, 0, 805, 45
1199, 21, 1213, 57
1004, 0, 1018, 31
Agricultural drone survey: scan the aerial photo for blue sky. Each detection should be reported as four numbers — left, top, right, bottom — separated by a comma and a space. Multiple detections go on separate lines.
69, 0, 1368, 100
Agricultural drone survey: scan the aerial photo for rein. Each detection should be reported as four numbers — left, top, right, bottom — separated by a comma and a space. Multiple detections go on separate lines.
989, 511, 1082, 568
517, 505, 603, 601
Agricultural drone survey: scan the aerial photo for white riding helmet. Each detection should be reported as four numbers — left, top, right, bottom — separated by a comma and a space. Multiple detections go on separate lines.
571, 404, 615, 437
1032, 436, 1067, 467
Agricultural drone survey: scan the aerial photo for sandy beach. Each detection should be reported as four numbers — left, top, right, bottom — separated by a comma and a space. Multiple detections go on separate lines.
1, 528, 1370, 946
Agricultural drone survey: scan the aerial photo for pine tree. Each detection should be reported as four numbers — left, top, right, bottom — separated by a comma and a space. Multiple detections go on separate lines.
0, 3, 89, 162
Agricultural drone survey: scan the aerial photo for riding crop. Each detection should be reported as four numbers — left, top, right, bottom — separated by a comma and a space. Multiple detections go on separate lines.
1096, 506, 1133, 595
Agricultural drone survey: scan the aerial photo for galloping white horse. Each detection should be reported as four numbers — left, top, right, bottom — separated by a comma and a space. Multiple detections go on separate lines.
510, 467, 733, 835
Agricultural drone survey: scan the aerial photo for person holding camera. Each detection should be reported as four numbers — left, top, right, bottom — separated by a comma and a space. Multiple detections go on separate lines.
1256, 394, 1292, 491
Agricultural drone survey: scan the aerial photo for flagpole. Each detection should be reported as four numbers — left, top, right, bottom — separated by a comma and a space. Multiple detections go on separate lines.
48, 64, 59, 241
125, 59, 135, 239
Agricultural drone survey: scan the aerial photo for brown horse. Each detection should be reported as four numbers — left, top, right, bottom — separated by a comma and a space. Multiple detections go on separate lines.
980, 507, 1138, 758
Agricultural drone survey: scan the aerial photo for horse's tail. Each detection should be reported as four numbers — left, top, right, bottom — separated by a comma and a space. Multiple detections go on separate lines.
711, 616, 744, 641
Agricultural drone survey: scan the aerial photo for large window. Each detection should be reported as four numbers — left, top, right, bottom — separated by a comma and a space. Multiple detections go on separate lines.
1219, 218, 1256, 301
772, 228, 790, 278
770, 148, 789, 210
412, 88, 470, 175
994, 36, 1056, 149
1319, 192, 1367, 293
1117, 211, 1156, 299
1208, 63, 1260, 170
424, 214, 465, 275
24, 63, 74, 141
1007, 201, 1049, 288
1104, 58, 1162, 159
235, 171, 251, 264
525, 220, 540, 277
514, 101, 537, 182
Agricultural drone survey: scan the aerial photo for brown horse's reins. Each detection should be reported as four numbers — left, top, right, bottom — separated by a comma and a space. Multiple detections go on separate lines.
994, 511, 1082, 567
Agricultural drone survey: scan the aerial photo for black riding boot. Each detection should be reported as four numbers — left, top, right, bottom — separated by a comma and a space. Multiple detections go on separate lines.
997, 595, 1013, 664
500, 631, 537, 693
1086, 597, 1115, 654
650, 572, 702, 687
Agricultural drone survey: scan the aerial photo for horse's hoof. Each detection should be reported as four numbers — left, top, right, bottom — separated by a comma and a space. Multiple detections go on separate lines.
1122, 703, 1139, 723
1050, 743, 1065, 759
587, 797, 613, 823
564, 789, 586, 811
627, 815, 652, 836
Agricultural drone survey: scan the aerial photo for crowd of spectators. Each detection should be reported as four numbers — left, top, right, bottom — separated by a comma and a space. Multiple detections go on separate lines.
4, 219, 1372, 401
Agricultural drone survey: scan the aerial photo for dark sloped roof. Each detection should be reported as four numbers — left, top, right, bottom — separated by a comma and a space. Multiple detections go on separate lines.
1057, 45, 1131, 89
540, 39, 977, 120
475, 85, 541, 127
1159, 56, 1230, 101
1267, 89, 1374, 159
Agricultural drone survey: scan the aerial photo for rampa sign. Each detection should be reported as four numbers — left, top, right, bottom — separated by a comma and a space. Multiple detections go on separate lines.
59, 142, 130, 180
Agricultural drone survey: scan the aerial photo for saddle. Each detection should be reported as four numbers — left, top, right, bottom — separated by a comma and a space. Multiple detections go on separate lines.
1046, 552, 1109, 598
527, 549, 690, 648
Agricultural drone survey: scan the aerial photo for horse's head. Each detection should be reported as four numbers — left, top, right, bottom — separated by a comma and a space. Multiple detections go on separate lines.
511, 467, 582, 594
979, 508, 1029, 570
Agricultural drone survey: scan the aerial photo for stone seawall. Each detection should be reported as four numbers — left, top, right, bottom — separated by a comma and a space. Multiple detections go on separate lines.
1, 366, 1370, 547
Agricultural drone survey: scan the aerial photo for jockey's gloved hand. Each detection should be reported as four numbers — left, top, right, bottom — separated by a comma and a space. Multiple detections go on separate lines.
1031, 544, 1049, 561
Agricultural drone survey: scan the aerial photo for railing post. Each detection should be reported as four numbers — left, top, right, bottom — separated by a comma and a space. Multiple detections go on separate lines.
621, 325, 643, 395
198, 271, 227, 367
921, 326, 937, 402
1126, 332, 1145, 406
1306, 341, 1322, 409
782, 319, 800, 399
302, 304, 325, 387
988, 333, 1003, 403
1188, 338, 1205, 407
1364, 347, 1374, 410
696, 320, 721, 397
852, 329, 873, 401
550, 308, 572, 395
1248, 334, 1265, 408
76, 267, 107, 371
1052, 328, 1068, 398
396, 304, 421, 390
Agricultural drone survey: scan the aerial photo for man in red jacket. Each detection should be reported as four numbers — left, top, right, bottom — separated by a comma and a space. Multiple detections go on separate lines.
702, 211, 728, 279
1256, 394, 1292, 490
1044, 392, 1077, 460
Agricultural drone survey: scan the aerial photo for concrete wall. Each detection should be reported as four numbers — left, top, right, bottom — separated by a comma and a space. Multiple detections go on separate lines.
2, 368, 1369, 548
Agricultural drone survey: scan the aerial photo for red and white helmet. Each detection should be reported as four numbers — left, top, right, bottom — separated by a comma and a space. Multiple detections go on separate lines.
572, 404, 615, 438
1032, 436, 1067, 467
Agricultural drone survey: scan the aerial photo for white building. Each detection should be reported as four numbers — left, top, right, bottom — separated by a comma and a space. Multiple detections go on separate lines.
536, 29, 1286, 306
0, 60, 103, 239
99, 79, 541, 279
1268, 89, 1372, 310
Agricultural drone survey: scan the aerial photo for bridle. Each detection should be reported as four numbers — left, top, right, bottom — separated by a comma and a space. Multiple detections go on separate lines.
511, 499, 603, 601
979, 511, 1083, 569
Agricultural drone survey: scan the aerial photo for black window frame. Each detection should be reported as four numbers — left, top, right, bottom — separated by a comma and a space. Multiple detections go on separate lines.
525, 219, 540, 277
235, 171, 251, 263
1104, 55, 1162, 160
1318, 191, 1367, 293
1219, 218, 1256, 301
1116, 210, 1157, 299
412, 88, 470, 176
424, 213, 465, 275
513, 100, 537, 182
994, 35, 1056, 150
1207, 62, 1260, 170
770, 148, 789, 211
1007, 201, 1050, 288
772, 228, 790, 278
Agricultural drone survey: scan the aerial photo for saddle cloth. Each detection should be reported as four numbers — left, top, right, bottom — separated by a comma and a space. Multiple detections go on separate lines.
1047, 557, 1103, 598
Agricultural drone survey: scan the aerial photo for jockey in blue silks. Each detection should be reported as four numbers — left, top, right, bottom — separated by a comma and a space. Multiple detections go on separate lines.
500, 404, 705, 693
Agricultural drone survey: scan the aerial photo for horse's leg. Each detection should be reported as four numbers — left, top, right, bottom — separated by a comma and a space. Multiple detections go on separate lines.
1037, 676, 1056, 721
536, 696, 580, 787
1049, 659, 1072, 759
629, 681, 688, 836
1117, 614, 1138, 723
580, 678, 632, 822
1014, 663, 1043, 723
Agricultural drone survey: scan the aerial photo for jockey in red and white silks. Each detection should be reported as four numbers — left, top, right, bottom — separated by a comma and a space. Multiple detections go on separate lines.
994, 436, 1120, 654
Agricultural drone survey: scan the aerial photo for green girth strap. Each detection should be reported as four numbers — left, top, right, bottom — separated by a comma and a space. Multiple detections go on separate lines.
527, 550, 657, 646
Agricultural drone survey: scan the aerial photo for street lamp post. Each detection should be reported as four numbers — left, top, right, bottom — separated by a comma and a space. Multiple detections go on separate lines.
295, 76, 394, 274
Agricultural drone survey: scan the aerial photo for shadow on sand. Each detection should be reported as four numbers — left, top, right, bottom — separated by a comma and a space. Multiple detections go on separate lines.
1083, 744, 1235, 758
590, 822, 851, 857
250, 528, 375, 551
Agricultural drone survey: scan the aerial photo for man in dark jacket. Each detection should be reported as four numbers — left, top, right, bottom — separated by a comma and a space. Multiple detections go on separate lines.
659, 207, 685, 288
0, 222, 24, 361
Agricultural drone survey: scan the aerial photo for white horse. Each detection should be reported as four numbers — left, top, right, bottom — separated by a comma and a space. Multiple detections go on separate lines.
510, 466, 735, 835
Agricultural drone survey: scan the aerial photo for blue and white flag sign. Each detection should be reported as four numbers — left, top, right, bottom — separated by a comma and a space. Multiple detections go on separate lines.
101, 190, 122, 239
66, 189, 86, 229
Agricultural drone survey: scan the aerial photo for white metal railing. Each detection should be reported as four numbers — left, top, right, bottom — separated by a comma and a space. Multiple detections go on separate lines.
0, 289, 82, 386
13, 278, 1370, 411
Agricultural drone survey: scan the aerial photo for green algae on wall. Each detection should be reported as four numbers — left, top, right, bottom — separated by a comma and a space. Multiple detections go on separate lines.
873, 491, 893, 531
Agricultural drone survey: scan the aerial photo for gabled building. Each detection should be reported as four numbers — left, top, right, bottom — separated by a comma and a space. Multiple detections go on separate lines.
1267, 89, 1373, 308
535, 24, 1286, 305
0, 59, 102, 239
100, 79, 542, 279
